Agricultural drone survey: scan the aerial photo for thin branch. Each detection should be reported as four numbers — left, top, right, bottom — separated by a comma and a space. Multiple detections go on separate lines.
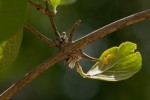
68, 20, 81, 42
24, 22, 57, 48
73, 9, 150, 49
48, 14, 62, 41
1, 9, 150, 99
80, 51, 99, 61
45, 1, 62, 41
28, 0, 62, 41
0, 51, 66, 99
76, 62, 86, 78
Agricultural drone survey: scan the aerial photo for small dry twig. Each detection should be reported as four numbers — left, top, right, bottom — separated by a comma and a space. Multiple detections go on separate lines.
44, 0, 62, 41
80, 51, 99, 61
24, 22, 57, 47
29, 0, 62, 41
68, 20, 81, 42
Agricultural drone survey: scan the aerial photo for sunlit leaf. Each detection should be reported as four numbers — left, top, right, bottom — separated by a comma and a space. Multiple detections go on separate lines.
78, 42, 142, 81
0, 29, 23, 71
49, 0, 61, 7
48, 0, 76, 13
0, 0, 28, 42
48, 0, 61, 13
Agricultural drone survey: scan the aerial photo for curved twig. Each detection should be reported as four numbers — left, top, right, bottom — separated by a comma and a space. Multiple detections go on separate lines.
80, 51, 99, 61
24, 22, 57, 47
68, 20, 81, 42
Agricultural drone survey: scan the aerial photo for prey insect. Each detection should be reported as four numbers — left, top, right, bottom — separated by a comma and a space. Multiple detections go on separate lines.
103, 52, 112, 64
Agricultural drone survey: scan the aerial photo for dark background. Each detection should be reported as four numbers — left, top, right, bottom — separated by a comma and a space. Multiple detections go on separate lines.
1, 0, 150, 100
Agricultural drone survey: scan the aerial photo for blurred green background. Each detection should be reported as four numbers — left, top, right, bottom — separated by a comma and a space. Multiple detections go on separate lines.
1, 0, 150, 100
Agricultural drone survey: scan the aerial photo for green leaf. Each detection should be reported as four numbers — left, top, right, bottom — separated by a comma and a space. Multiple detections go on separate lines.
48, 0, 61, 13
0, 0, 28, 42
49, 0, 61, 7
78, 42, 142, 81
0, 29, 23, 71
48, 0, 76, 13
